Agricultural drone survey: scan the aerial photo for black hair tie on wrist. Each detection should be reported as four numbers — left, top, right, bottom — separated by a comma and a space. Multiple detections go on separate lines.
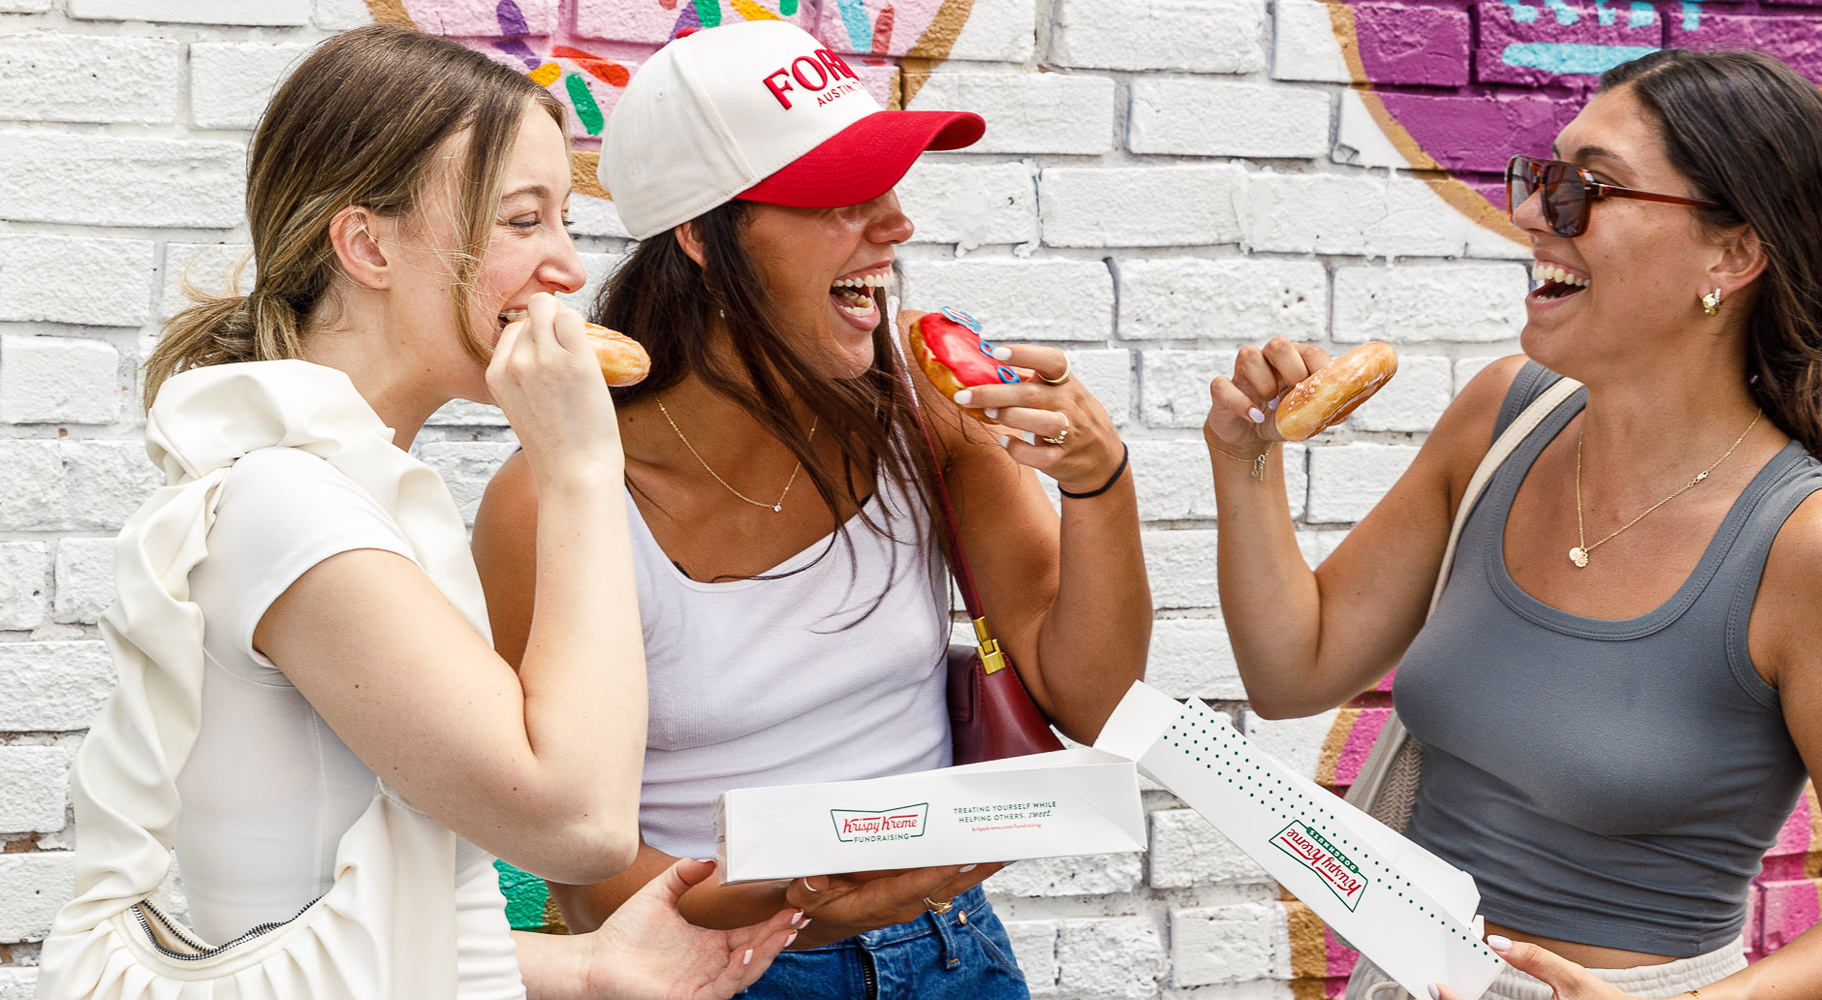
1058, 443, 1130, 499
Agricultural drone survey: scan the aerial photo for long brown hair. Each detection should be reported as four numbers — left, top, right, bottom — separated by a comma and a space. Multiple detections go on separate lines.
1600, 50, 1822, 454
143, 23, 564, 409
597, 201, 957, 600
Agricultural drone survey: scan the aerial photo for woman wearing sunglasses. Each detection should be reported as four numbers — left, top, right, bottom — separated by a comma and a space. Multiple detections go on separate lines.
1203, 49, 1822, 1000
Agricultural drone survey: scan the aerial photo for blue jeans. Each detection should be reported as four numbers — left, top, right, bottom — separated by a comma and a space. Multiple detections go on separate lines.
736, 886, 1028, 999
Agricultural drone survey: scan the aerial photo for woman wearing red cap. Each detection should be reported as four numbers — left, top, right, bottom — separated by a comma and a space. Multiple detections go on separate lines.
473, 19, 1151, 999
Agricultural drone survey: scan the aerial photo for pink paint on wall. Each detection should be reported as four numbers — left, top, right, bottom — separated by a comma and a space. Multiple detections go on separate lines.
373, 0, 970, 152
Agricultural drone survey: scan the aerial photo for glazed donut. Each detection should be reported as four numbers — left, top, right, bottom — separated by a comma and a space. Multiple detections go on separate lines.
1273, 341, 1398, 442
585, 323, 651, 387
909, 308, 1021, 423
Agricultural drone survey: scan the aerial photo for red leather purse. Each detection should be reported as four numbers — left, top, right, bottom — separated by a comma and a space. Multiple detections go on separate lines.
895, 313, 1064, 765
936, 524, 1065, 763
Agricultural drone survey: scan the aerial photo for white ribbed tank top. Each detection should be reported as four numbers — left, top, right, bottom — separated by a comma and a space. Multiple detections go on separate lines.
627, 474, 952, 859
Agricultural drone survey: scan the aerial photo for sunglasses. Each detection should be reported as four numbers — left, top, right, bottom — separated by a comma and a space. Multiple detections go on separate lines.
1505, 154, 1720, 238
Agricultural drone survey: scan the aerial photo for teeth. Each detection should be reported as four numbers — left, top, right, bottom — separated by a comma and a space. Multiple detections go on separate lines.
499, 308, 528, 324
1531, 262, 1590, 288
831, 270, 890, 290
833, 294, 878, 319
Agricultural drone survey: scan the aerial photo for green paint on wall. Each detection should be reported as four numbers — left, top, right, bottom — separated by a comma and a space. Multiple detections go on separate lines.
494, 859, 551, 931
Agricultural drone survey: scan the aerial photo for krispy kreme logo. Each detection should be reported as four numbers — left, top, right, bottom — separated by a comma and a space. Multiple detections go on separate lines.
830, 803, 929, 843
1272, 820, 1368, 911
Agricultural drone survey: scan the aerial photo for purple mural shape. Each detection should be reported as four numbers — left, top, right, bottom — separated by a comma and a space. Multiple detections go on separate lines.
1332, 0, 1822, 234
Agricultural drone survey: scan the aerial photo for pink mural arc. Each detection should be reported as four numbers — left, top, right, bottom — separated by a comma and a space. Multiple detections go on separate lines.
1325, 0, 1822, 238
365, 0, 974, 198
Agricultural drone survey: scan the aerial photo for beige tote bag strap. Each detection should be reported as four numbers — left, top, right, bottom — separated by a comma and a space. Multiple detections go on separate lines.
1345, 373, 1583, 818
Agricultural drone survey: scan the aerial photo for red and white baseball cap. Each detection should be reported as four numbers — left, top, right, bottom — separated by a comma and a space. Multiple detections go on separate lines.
599, 20, 985, 240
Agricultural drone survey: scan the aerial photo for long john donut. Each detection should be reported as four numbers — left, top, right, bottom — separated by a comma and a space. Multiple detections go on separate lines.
585, 322, 651, 387
1273, 341, 1398, 442
909, 308, 1022, 422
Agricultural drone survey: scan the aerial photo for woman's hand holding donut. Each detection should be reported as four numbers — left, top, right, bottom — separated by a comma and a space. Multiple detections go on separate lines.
487, 292, 623, 480
950, 343, 1124, 496
1203, 337, 1332, 458
776, 862, 1004, 949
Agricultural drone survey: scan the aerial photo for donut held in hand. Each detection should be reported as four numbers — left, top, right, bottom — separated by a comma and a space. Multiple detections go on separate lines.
910, 307, 1022, 423
1274, 341, 1398, 442
585, 323, 651, 387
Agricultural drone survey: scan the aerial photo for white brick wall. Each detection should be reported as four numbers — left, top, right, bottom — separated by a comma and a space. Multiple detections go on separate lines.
0, 34, 181, 123
0, 0, 1538, 992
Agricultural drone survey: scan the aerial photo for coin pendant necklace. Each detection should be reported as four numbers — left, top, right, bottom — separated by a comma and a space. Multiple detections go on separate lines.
1569, 409, 1761, 568
655, 396, 818, 513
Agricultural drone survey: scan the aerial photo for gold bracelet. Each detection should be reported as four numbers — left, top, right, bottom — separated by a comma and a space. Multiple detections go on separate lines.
1208, 440, 1272, 481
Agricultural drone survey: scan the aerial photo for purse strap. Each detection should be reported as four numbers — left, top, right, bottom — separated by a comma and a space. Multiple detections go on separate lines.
1426, 372, 1583, 614
1345, 371, 1581, 813
885, 298, 1011, 672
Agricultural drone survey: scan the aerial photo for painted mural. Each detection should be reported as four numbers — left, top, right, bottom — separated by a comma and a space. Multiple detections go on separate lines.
364, 0, 972, 197
1329, 0, 1822, 238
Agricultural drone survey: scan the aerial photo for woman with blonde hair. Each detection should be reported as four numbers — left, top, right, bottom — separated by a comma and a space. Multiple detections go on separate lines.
38, 24, 795, 999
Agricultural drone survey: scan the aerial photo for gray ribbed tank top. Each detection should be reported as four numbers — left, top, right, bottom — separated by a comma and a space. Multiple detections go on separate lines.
1393, 363, 1818, 956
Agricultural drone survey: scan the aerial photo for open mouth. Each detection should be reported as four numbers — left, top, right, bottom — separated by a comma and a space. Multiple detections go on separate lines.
1530, 261, 1590, 303
830, 268, 888, 323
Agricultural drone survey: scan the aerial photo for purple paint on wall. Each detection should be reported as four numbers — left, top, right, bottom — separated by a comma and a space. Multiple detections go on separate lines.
1334, 0, 1822, 235
1349, 2, 1471, 86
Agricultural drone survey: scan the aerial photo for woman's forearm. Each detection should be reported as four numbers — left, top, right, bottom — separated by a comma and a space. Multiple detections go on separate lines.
1208, 441, 1329, 718
515, 462, 648, 873
1032, 468, 1151, 741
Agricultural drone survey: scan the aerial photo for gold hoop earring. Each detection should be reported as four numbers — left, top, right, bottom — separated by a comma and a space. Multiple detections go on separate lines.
1701, 289, 1722, 316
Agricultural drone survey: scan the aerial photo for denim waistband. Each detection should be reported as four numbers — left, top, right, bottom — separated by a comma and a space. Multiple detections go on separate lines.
795, 885, 992, 952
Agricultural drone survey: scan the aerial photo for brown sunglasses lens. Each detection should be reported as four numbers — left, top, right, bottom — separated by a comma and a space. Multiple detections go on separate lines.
1506, 156, 1588, 237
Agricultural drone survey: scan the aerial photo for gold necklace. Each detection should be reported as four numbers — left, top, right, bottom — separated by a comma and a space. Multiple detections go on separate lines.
654, 396, 818, 514
1569, 409, 1761, 568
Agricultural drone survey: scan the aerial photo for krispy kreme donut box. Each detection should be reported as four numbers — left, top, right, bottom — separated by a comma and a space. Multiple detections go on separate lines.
714, 747, 1144, 883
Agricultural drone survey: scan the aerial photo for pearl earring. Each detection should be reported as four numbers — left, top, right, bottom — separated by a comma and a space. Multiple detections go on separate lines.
1701, 289, 1723, 316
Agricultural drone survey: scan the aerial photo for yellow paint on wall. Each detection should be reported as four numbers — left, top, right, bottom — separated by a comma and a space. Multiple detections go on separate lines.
529, 62, 562, 87
572, 150, 607, 200
728, 0, 782, 21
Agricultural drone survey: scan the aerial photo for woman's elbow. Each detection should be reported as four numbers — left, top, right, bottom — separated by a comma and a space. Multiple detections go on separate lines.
537, 818, 639, 884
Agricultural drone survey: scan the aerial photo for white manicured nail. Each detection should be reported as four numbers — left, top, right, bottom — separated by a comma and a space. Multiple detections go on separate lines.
1247, 407, 1265, 423
743, 949, 754, 966
996, 435, 1010, 448
1267, 397, 1279, 410
1021, 431, 1037, 445
1426, 986, 1439, 1000
953, 389, 973, 405
959, 864, 977, 873
1486, 934, 1512, 951
991, 346, 1012, 360
984, 408, 999, 420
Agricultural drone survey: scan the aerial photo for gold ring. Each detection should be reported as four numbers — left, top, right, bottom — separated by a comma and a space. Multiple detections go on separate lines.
923, 896, 954, 915
1038, 357, 1072, 386
1040, 427, 1069, 447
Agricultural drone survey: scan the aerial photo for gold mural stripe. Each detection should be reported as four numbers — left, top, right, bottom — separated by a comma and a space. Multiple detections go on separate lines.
1316, 707, 1357, 787
1283, 899, 1332, 984
572, 149, 608, 200
363, 0, 414, 27
900, 0, 974, 106
1323, 0, 1524, 246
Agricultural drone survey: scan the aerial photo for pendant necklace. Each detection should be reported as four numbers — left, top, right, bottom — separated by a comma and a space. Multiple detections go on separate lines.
1569, 409, 1761, 568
